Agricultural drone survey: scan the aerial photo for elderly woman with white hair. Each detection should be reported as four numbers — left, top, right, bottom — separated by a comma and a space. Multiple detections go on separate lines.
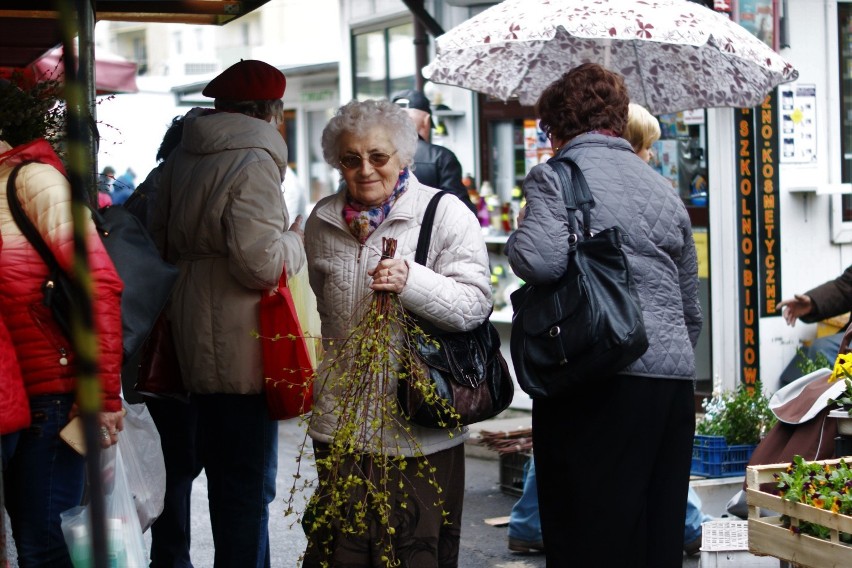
303, 99, 492, 567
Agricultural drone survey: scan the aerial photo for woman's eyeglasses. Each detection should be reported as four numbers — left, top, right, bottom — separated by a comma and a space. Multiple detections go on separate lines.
338, 151, 397, 170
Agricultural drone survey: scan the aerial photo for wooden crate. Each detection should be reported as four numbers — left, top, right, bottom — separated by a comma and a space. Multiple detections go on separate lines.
746, 458, 852, 567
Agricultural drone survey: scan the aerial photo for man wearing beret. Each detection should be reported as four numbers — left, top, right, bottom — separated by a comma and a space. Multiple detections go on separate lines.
150, 59, 305, 568
392, 89, 476, 213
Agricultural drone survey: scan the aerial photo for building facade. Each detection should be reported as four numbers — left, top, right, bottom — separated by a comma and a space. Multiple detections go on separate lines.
336, 0, 852, 405
96, 0, 852, 404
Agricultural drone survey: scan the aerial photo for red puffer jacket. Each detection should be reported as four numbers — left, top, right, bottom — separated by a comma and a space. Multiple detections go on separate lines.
0, 139, 123, 412
0, 233, 29, 434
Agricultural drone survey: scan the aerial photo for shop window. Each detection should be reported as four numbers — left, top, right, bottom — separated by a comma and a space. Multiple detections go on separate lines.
352, 22, 414, 100
836, 4, 852, 242
307, 108, 338, 204
653, 110, 709, 211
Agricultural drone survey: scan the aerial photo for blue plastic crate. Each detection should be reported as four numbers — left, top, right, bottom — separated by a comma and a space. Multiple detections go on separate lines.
691, 435, 757, 478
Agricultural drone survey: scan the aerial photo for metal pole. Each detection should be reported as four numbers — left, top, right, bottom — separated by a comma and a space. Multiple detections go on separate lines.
414, 15, 427, 92
55, 1, 107, 566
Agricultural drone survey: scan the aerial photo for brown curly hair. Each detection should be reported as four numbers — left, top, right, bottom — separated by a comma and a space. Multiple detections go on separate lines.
535, 63, 629, 145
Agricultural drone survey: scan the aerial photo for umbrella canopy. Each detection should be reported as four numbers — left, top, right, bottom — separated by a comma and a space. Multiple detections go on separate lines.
423, 0, 798, 114
0, 47, 138, 95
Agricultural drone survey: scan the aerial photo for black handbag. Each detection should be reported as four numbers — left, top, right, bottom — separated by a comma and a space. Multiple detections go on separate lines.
398, 191, 514, 428
510, 157, 649, 398
92, 204, 178, 359
6, 161, 178, 360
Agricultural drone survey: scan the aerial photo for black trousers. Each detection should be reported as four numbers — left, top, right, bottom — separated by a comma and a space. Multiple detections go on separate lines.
532, 375, 695, 568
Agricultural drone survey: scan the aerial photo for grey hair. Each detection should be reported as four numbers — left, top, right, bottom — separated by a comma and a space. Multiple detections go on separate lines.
321, 99, 417, 169
214, 99, 284, 121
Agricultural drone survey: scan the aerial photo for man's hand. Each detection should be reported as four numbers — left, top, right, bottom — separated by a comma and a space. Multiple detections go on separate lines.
776, 294, 813, 327
288, 215, 304, 241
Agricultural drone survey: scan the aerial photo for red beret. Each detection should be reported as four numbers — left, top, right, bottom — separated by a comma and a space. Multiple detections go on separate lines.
202, 60, 286, 101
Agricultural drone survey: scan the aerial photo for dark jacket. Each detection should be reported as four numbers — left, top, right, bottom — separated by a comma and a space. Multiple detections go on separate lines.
801, 264, 852, 324
411, 137, 475, 213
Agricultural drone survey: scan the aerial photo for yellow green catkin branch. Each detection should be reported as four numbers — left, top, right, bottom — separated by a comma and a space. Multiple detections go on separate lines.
281, 238, 463, 567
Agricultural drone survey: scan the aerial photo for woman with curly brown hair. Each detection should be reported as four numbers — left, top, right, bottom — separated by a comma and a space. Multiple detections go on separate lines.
506, 63, 702, 566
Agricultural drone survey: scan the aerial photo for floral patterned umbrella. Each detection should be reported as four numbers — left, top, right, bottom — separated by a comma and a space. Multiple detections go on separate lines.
423, 0, 798, 114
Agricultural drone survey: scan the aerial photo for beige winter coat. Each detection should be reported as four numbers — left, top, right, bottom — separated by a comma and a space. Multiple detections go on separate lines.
305, 176, 491, 457
152, 110, 306, 394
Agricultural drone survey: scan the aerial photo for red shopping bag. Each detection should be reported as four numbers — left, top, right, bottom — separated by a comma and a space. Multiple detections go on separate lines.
260, 271, 314, 420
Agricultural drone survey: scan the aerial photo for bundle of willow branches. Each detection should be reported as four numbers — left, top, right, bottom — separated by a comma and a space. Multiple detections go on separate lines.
286, 237, 461, 567
478, 427, 532, 455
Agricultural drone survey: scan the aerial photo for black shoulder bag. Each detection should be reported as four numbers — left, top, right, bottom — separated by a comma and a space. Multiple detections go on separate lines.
6, 162, 75, 339
509, 158, 649, 398
7, 161, 178, 360
398, 191, 514, 428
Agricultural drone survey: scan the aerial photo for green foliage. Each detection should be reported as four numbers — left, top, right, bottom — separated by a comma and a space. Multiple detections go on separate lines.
774, 455, 852, 542
828, 377, 852, 416
696, 381, 776, 445
796, 347, 831, 376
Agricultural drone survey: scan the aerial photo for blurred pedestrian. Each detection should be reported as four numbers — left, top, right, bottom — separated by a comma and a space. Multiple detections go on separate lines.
0, 131, 124, 565
120, 112, 201, 565
624, 101, 712, 558
111, 167, 136, 205
392, 89, 475, 213
124, 113, 195, 229
776, 269, 852, 386
150, 59, 305, 568
97, 164, 115, 207
507, 458, 542, 553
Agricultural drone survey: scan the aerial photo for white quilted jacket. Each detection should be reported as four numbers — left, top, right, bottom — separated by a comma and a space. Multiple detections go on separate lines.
305, 177, 491, 456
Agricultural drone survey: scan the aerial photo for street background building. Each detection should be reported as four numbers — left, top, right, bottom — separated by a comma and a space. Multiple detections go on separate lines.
92, 0, 851, 406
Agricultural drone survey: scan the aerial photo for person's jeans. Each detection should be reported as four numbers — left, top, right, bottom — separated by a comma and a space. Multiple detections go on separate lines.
3, 393, 85, 568
147, 396, 202, 568
684, 486, 713, 545
507, 457, 541, 543
197, 393, 278, 568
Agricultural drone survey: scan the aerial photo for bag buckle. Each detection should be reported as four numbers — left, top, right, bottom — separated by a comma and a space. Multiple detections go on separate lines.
548, 326, 561, 337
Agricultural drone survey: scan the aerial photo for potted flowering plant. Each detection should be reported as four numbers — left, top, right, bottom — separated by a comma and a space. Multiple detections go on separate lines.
692, 381, 776, 477
774, 455, 852, 543
696, 381, 776, 446
827, 353, 852, 434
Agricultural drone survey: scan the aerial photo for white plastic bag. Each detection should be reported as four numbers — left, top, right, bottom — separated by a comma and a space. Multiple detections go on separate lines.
61, 444, 149, 566
120, 400, 166, 531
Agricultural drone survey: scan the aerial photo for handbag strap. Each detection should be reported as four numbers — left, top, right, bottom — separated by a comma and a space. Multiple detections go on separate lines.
6, 161, 66, 275
548, 158, 594, 246
414, 191, 449, 266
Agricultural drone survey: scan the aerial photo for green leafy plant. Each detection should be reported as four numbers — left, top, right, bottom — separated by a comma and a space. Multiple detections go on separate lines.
696, 381, 776, 445
796, 347, 831, 376
774, 455, 852, 542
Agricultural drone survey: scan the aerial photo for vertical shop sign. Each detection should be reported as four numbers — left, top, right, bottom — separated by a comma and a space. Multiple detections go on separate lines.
735, 108, 761, 387
757, 90, 781, 318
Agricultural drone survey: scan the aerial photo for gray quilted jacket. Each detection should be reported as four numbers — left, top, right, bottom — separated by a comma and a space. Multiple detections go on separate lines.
506, 133, 702, 380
